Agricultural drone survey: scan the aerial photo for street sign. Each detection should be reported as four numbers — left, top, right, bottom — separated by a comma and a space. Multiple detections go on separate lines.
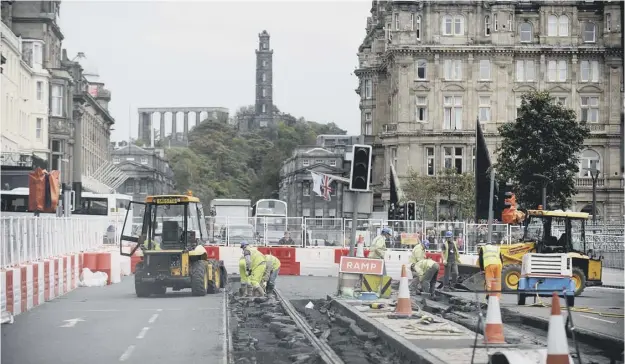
339, 256, 384, 275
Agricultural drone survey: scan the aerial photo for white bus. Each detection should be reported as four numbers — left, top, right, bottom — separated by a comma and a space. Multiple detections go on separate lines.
253, 199, 289, 245
0, 188, 133, 243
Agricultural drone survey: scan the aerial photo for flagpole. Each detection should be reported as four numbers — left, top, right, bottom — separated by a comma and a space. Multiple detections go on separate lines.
475, 115, 479, 223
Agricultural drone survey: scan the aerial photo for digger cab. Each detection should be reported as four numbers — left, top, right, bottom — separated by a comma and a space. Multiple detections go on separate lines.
119, 193, 226, 297
522, 209, 602, 295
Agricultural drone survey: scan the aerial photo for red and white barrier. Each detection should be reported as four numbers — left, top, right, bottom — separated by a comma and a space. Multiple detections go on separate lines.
1, 253, 82, 316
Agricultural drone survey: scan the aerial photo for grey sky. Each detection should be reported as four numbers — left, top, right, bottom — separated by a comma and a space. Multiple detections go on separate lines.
59, 1, 370, 142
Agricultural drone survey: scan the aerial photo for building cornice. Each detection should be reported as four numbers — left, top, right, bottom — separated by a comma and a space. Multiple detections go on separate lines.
382, 45, 620, 57
11, 16, 64, 41
74, 91, 115, 125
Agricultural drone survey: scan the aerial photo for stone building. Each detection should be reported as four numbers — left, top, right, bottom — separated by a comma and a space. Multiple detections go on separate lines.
279, 135, 362, 219
112, 144, 175, 215
0, 19, 50, 162
355, 0, 624, 217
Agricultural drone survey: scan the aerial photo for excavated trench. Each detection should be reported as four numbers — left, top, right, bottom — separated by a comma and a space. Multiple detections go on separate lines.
292, 299, 412, 364
229, 291, 322, 364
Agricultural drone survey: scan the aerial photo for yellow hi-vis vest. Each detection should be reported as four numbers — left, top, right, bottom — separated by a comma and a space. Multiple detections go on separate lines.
249, 248, 266, 270
265, 254, 281, 271
482, 245, 502, 267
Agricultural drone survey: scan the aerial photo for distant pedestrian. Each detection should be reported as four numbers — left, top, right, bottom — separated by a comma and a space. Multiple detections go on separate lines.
442, 231, 460, 290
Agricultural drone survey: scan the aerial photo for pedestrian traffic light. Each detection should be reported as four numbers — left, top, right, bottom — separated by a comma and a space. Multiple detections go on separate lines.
349, 144, 372, 192
407, 201, 416, 221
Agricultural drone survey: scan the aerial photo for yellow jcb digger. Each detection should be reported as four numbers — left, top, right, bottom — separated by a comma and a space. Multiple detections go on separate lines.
458, 208, 603, 296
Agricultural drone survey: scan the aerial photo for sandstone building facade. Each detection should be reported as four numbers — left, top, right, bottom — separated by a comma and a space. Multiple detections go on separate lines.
355, 0, 624, 217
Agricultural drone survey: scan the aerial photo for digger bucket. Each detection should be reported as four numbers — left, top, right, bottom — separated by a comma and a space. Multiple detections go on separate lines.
458, 271, 486, 292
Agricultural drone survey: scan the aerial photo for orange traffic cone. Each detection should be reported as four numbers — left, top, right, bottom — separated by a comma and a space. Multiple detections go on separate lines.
484, 294, 506, 344
392, 264, 412, 318
545, 292, 573, 364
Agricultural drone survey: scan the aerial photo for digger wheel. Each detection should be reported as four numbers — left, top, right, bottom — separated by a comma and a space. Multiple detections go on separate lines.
191, 260, 208, 297
135, 263, 151, 298
501, 265, 522, 291
572, 267, 586, 297
207, 261, 218, 294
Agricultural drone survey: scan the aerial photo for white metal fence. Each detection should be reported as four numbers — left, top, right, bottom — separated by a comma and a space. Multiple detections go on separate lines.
3, 215, 622, 268
1, 216, 108, 268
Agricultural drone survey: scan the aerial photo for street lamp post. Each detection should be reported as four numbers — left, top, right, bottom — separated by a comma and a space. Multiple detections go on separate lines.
532, 173, 550, 209
585, 161, 600, 226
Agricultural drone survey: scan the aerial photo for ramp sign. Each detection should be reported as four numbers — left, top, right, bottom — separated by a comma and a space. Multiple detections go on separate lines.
339, 256, 384, 275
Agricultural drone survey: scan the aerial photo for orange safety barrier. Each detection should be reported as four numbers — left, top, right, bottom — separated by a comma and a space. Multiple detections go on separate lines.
83, 252, 98, 272
204, 245, 220, 261
54, 259, 60, 297
256, 247, 300, 275
425, 252, 445, 280
43, 261, 50, 301
20, 266, 27, 312
6, 270, 14, 314
96, 253, 112, 285
334, 248, 371, 264
33, 263, 40, 306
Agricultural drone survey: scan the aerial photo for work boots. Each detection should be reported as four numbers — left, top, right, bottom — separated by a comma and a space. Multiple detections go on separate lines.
245, 285, 253, 296
238, 284, 248, 296
265, 283, 274, 295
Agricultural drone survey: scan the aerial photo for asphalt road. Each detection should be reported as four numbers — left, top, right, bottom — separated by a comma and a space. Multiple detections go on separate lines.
1, 277, 227, 364
448, 286, 625, 339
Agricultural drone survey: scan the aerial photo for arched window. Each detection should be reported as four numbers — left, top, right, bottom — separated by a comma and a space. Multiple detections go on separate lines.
547, 15, 558, 36
580, 204, 599, 216
582, 22, 596, 42
558, 15, 569, 36
579, 149, 600, 177
485, 15, 491, 35
519, 22, 532, 42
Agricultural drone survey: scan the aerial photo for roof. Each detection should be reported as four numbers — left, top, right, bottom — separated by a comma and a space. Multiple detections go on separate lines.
112, 144, 151, 156
526, 209, 590, 220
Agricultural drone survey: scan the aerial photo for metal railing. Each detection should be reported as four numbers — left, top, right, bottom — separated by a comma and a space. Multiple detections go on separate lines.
1, 216, 108, 268
3, 215, 622, 268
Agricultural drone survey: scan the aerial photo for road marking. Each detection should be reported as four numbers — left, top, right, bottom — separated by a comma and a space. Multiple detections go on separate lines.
157, 308, 163, 312
119, 345, 135, 361
136, 327, 150, 339
148, 313, 159, 324
60, 318, 85, 328
579, 314, 616, 324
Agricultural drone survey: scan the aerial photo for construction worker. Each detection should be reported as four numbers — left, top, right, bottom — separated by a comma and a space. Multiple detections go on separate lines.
478, 241, 503, 300
262, 252, 281, 294
369, 227, 391, 275
408, 237, 427, 293
238, 256, 250, 296
240, 241, 267, 296
411, 255, 440, 298
442, 231, 460, 290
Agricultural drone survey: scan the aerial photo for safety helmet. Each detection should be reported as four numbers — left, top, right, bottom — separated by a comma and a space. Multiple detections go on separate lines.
381, 227, 391, 235
240, 241, 249, 249
445, 231, 453, 238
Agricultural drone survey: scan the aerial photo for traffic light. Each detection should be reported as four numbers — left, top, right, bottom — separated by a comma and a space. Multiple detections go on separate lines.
407, 201, 416, 221
396, 203, 406, 220
349, 144, 372, 192
387, 203, 396, 221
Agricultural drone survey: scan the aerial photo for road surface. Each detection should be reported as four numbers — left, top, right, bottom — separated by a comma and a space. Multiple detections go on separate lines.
1, 277, 227, 364
448, 286, 624, 339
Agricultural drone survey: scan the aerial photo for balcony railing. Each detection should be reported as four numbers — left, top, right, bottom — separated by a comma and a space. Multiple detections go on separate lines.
575, 178, 605, 188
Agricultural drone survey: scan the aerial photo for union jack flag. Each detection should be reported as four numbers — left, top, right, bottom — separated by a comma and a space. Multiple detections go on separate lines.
321, 174, 333, 201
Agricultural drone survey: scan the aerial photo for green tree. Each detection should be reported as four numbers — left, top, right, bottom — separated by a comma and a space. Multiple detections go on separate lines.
165, 109, 346, 204
404, 168, 475, 220
494, 91, 590, 209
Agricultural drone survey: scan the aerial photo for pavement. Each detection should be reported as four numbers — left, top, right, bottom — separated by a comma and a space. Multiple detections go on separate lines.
445, 286, 624, 340
1, 277, 228, 364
